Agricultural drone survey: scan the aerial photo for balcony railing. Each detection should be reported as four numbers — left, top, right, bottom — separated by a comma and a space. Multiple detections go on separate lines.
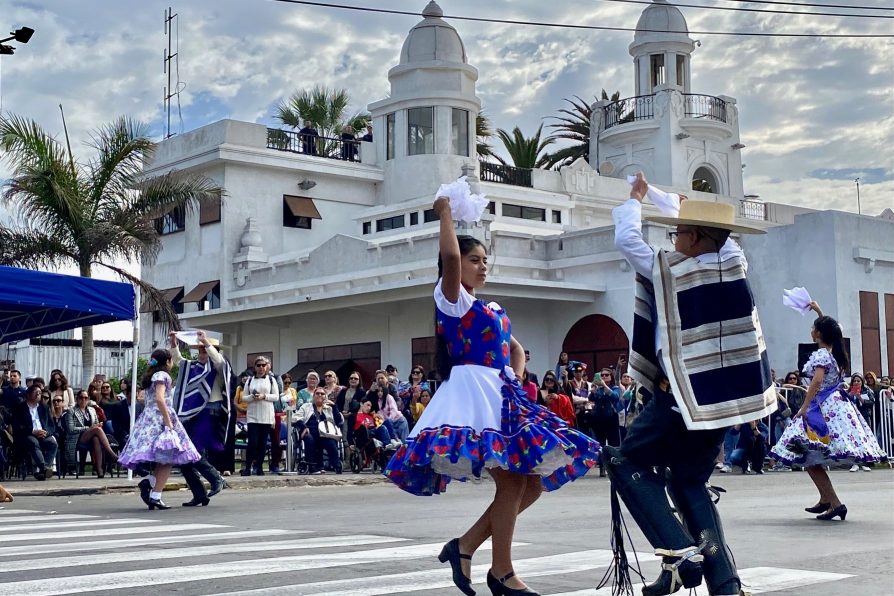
266, 128, 361, 162
740, 199, 766, 221
603, 95, 654, 130
479, 160, 533, 188
683, 94, 728, 123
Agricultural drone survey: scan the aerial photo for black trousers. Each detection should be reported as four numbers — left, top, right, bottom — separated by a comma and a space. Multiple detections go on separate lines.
246, 423, 271, 471
605, 389, 740, 595
181, 455, 222, 500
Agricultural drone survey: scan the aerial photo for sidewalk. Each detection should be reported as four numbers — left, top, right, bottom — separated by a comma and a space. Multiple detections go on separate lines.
3, 471, 389, 497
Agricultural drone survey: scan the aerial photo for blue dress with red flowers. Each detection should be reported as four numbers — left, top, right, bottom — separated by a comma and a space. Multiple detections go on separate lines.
384, 280, 600, 496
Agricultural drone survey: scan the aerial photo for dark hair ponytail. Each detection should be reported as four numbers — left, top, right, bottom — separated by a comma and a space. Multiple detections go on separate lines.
141, 348, 173, 389
814, 315, 850, 374
435, 235, 486, 381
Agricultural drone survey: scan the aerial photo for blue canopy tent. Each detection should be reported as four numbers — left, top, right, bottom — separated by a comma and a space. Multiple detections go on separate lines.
0, 264, 141, 479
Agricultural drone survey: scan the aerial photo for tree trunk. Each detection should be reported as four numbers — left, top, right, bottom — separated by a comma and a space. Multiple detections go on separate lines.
79, 262, 95, 388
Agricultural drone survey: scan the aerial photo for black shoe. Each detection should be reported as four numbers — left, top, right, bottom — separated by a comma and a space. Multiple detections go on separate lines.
641, 554, 703, 596
437, 538, 475, 596
486, 570, 539, 595
804, 501, 830, 514
207, 479, 227, 498
240, 469, 251, 477
254, 469, 265, 476
270, 466, 283, 475
138, 479, 152, 506
148, 498, 171, 510
33, 469, 46, 481
182, 497, 210, 507
816, 504, 847, 521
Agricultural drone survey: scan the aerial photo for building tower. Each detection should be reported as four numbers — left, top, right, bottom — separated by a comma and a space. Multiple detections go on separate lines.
591, 0, 744, 197
368, 1, 481, 203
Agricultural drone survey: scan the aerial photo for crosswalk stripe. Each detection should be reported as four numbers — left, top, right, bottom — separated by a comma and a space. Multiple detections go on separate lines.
0, 518, 157, 532
0, 541, 502, 596
217, 549, 649, 596
549, 566, 854, 595
0, 534, 409, 573
0, 523, 225, 543
0, 509, 41, 515
0, 514, 97, 523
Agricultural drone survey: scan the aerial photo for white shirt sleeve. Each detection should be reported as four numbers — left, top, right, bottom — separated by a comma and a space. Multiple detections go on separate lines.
434, 278, 476, 318
612, 198, 655, 279
719, 237, 748, 271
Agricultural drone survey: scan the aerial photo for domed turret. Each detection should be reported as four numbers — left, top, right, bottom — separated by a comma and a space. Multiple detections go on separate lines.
628, 0, 696, 95
399, 1, 467, 65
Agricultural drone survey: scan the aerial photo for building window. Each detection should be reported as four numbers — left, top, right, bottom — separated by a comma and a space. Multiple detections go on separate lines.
283, 195, 322, 229
408, 107, 434, 155
155, 205, 186, 235
451, 108, 469, 157
410, 211, 419, 226
502, 203, 546, 221
552, 210, 562, 224
860, 291, 882, 375
650, 54, 665, 90
146, 287, 185, 323
488, 201, 496, 215
292, 341, 381, 387
375, 214, 405, 232
179, 281, 221, 312
423, 209, 438, 223
386, 113, 395, 160
362, 221, 372, 235
676, 55, 685, 87
199, 192, 222, 225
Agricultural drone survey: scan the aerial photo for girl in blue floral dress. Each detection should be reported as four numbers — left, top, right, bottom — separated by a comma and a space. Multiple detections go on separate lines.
118, 348, 200, 510
771, 302, 886, 521
385, 196, 600, 596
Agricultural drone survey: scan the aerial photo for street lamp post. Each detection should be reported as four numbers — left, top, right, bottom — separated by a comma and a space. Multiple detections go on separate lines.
855, 178, 861, 215
0, 27, 34, 54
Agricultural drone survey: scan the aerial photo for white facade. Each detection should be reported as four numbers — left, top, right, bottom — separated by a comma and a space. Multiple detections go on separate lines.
138, 1, 893, 382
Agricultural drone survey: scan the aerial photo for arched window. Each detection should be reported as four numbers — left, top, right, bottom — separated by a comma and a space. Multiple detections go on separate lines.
692, 166, 719, 194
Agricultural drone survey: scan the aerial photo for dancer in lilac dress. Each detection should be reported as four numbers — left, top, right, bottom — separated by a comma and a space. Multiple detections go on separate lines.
771, 302, 886, 521
119, 348, 200, 510
385, 196, 600, 596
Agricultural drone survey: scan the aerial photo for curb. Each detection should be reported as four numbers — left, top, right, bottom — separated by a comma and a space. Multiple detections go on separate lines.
5, 474, 390, 497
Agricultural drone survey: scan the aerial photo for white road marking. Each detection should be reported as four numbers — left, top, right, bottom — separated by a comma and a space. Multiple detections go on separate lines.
0, 518, 156, 532
0, 514, 96, 523
0, 523, 224, 543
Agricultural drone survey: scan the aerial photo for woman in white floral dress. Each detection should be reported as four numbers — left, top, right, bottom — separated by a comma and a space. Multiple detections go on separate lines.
771, 302, 887, 521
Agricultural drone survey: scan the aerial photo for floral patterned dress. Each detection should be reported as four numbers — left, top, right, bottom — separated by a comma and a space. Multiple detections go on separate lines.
384, 281, 600, 496
118, 372, 201, 467
771, 348, 886, 466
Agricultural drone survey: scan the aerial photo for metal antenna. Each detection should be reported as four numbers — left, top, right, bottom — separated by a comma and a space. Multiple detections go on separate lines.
163, 7, 180, 138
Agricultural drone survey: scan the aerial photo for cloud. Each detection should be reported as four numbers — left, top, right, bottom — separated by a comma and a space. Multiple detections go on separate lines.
808, 168, 894, 185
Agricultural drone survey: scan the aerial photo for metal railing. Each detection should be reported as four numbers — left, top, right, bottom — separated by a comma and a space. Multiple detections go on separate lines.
683, 94, 728, 123
603, 95, 654, 130
479, 160, 533, 188
740, 199, 767, 221
266, 128, 361, 162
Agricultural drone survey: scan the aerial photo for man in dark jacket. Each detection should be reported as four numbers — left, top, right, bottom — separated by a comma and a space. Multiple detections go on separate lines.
12, 385, 57, 480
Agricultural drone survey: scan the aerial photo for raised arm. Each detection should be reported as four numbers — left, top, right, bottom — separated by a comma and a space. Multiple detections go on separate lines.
612, 173, 655, 279
434, 196, 462, 303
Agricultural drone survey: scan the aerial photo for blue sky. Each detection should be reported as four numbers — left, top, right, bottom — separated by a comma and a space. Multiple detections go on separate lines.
0, 0, 890, 337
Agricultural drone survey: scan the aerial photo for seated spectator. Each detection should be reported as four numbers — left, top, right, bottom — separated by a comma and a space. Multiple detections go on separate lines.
49, 394, 70, 473
12, 385, 57, 480
539, 372, 575, 427
520, 370, 539, 403
336, 372, 365, 420
298, 371, 320, 406
68, 390, 119, 478
351, 397, 400, 449
408, 386, 430, 425
398, 365, 430, 405
97, 381, 118, 409
321, 371, 343, 401
294, 388, 344, 474
368, 371, 408, 442
719, 421, 768, 474
1, 369, 27, 412
47, 371, 74, 409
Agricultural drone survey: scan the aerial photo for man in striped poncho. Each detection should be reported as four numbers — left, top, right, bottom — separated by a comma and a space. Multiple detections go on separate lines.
603, 174, 775, 596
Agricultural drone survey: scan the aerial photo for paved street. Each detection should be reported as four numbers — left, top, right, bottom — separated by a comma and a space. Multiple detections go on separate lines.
0, 468, 891, 595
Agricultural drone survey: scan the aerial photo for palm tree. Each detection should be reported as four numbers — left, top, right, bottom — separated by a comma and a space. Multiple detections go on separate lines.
544, 90, 621, 169
0, 114, 221, 386
275, 85, 370, 155
495, 124, 555, 169
476, 111, 496, 160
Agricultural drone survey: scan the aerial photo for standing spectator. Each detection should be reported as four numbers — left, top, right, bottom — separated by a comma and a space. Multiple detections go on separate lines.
781, 372, 806, 413
242, 356, 279, 476
47, 371, 74, 409
294, 387, 344, 474
49, 392, 70, 475
298, 120, 319, 155
116, 378, 132, 401
298, 371, 320, 406
554, 352, 571, 384
567, 363, 591, 418
847, 373, 874, 472
369, 371, 409, 442
1, 370, 27, 412
520, 370, 539, 403
68, 390, 118, 478
321, 371, 344, 401
340, 125, 358, 160
336, 372, 365, 419
539, 371, 575, 427
864, 372, 882, 439
523, 351, 539, 385
398, 366, 430, 405
361, 125, 373, 142
586, 368, 623, 476
105, 381, 143, 451
12, 385, 57, 480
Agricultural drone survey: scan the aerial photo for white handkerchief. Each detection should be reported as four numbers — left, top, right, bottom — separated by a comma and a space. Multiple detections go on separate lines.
627, 175, 680, 217
174, 330, 200, 346
435, 176, 489, 223
782, 287, 813, 316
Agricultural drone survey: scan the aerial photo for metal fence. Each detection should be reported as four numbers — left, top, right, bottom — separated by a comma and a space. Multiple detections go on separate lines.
266, 128, 361, 162
740, 199, 767, 221
603, 95, 655, 130
479, 161, 533, 188
683, 94, 728, 123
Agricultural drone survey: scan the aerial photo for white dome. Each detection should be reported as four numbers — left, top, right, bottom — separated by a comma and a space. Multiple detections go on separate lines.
632, 0, 693, 47
399, 1, 467, 65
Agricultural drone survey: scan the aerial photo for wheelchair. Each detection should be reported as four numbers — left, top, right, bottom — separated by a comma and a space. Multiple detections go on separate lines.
347, 419, 396, 474
291, 422, 344, 474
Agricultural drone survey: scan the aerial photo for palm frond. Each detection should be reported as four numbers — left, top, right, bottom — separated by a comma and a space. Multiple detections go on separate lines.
94, 261, 182, 331
476, 111, 496, 159
495, 124, 555, 169
87, 116, 154, 219
0, 227, 77, 269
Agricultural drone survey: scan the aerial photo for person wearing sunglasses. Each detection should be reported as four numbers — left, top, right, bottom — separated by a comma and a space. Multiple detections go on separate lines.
241, 357, 279, 476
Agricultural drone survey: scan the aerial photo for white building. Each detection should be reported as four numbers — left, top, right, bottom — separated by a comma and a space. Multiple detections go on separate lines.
139, 0, 893, 383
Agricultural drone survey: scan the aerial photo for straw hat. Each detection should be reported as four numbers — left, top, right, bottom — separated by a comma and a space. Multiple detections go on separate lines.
646, 200, 766, 235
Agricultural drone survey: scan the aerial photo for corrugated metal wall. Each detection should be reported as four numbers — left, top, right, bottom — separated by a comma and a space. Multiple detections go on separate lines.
11, 344, 135, 385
